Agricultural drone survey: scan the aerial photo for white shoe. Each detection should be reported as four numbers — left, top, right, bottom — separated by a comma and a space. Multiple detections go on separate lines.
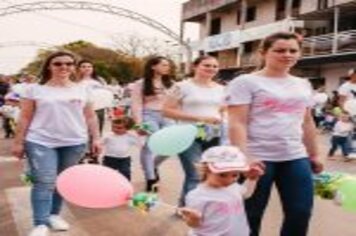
28, 225, 49, 236
48, 215, 70, 231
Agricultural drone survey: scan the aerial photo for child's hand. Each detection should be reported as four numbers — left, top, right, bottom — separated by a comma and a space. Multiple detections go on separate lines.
244, 160, 265, 180
179, 207, 202, 228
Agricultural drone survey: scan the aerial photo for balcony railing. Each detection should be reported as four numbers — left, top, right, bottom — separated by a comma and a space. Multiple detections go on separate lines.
302, 29, 356, 57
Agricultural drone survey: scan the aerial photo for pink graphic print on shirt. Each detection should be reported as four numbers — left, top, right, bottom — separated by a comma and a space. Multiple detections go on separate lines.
258, 97, 306, 114
212, 201, 243, 215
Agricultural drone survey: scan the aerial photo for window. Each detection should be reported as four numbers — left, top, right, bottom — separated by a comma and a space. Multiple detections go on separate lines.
317, 0, 328, 10
246, 6, 256, 22
210, 18, 221, 35
244, 42, 254, 53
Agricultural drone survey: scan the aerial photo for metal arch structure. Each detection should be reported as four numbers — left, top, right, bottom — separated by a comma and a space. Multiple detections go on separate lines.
0, 41, 55, 49
0, 1, 190, 49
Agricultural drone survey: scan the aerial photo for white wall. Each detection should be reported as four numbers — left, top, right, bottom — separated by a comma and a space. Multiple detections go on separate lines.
321, 62, 356, 93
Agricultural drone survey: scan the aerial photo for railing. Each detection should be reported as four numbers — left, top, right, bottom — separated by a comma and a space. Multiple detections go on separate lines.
302, 29, 356, 57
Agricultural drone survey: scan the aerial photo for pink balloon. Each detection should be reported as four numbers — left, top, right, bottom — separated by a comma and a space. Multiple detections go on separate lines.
56, 164, 133, 209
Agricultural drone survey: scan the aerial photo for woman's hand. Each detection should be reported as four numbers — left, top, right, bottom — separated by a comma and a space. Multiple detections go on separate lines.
91, 139, 103, 157
310, 158, 324, 174
244, 160, 265, 180
12, 143, 25, 159
199, 116, 221, 125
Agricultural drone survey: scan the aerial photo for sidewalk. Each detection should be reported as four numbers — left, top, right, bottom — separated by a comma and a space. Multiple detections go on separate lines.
1, 132, 356, 236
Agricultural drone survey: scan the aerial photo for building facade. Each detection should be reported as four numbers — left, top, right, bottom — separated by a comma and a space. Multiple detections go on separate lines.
181, 0, 356, 92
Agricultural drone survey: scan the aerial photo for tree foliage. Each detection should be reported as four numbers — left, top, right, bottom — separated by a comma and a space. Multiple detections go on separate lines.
21, 40, 144, 84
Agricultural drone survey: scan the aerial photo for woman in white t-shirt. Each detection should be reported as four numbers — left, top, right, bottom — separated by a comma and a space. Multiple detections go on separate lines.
226, 32, 324, 236
76, 59, 111, 135
163, 55, 225, 206
12, 51, 102, 236
338, 68, 356, 108
130, 56, 175, 192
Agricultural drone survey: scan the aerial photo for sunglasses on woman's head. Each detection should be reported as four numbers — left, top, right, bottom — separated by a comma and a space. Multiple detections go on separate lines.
52, 62, 75, 67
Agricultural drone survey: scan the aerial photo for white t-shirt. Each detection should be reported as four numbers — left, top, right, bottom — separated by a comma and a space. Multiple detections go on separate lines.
23, 84, 91, 148
11, 83, 31, 98
79, 79, 113, 110
333, 120, 353, 137
168, 79, 225, 123
102, 132, 139, 158
338, 82, 356, 101
0, 105, 20, 120
186, 183, 249, 236
226, 74, 313, 161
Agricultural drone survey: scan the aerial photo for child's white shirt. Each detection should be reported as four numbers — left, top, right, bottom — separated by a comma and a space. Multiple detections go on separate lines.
102, 132, 139, 158
186, 183, 250, 236
0, 105, 20, 120
333, 121, 353, 137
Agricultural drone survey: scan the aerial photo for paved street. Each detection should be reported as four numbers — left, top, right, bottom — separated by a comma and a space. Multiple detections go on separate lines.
1, 131, 356, 236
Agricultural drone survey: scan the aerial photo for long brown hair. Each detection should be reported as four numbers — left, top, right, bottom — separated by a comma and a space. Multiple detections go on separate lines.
39, 51, 77, 85
142, 56, 174, 96
77, 59, 100, 81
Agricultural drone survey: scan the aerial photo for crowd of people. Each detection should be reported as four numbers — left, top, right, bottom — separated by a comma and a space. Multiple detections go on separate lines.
0, 31, 354, 236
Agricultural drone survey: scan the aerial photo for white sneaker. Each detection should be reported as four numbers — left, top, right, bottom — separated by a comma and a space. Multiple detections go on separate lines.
28, 225, 49, 236
48, 215, 70, 231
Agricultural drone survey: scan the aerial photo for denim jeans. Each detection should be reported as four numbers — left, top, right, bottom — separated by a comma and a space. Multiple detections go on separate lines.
328, 136, 349, 157
140, 109, 175, 180
178, 137, 219, 206
103, 156, 131, 180
245, 158, 313, 236
25, 141, 86, 226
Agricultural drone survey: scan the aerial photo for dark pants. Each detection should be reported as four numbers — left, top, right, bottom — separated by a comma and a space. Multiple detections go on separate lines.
3, 117, 15, 138
178, 137, 220, 206
328, 136, 349, 156
103, 156, 131, 180
245, 158, 313, 236
95, 109, 105, 135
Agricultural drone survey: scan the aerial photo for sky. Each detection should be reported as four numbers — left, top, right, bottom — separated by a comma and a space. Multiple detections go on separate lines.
0, 0, 198, 74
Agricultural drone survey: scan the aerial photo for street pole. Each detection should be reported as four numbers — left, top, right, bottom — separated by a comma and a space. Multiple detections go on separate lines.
332, 0, 339, 54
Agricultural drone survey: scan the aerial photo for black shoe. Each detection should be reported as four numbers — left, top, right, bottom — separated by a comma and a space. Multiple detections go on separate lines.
154, 168, 160, 181
146, 179, 159, 192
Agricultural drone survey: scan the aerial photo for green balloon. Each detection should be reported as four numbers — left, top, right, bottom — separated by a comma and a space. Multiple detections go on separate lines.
148, 124, 198, 156
338, 179, 356, 212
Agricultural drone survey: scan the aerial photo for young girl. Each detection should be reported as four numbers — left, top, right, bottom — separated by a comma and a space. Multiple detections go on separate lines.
180, 146, 261, 236
102, 116, 140, 180
0, 93, 20, 138
328, 112, 353, 161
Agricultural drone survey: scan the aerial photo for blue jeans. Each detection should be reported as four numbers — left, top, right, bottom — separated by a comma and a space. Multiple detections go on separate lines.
140, 109, 174, 180
178, 137, 219, 206
245, 158, 313, 236
25, 141, 86, 226
328, 136, 349, 156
